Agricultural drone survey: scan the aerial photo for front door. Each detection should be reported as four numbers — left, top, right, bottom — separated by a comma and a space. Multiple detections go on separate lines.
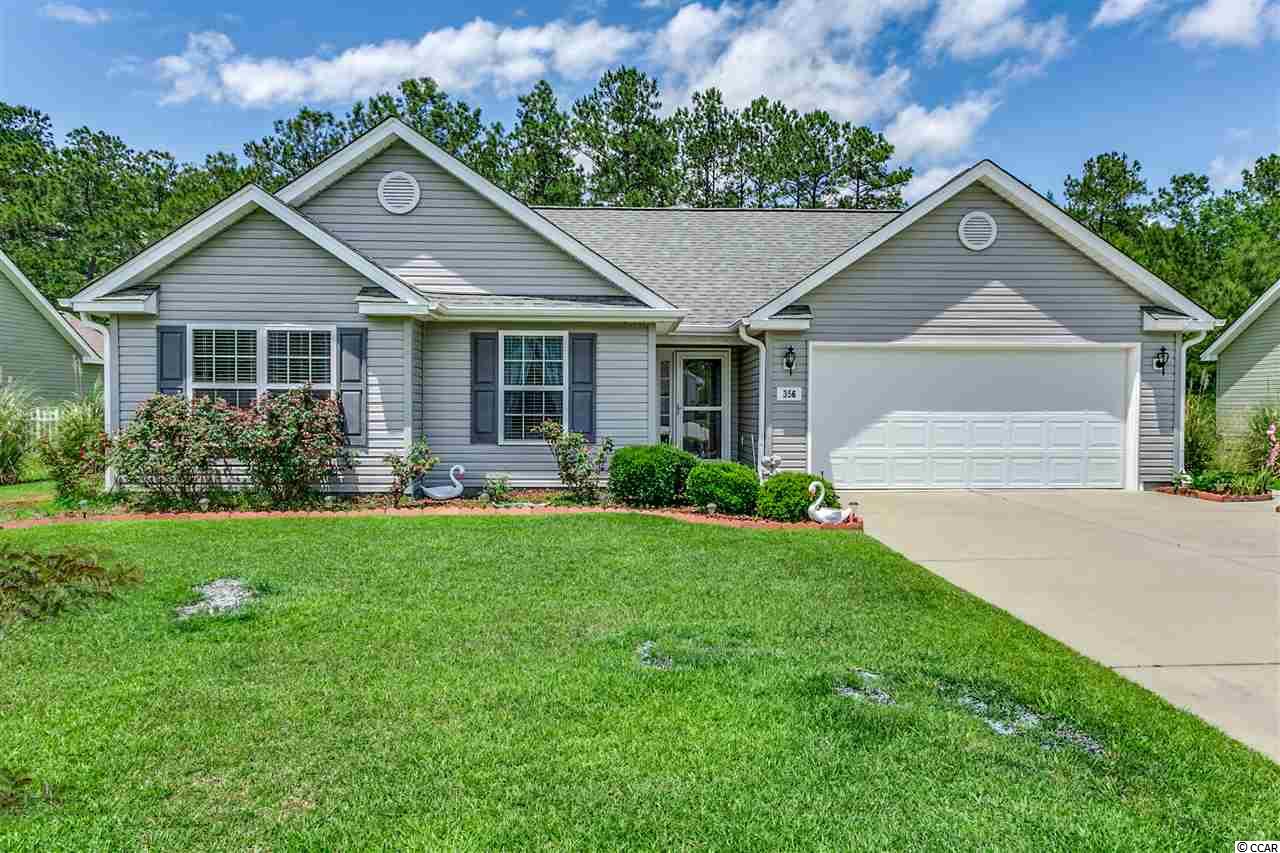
675, 351, 729, 460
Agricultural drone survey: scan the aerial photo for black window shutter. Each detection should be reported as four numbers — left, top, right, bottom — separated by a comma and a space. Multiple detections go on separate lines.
337, 327, 367, 446
156, 326, 186, 396
471, 333, 498, 444
568, 333, 596, 442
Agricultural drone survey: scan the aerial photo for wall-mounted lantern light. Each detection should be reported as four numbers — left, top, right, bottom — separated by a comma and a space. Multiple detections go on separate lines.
1153, 346, 1170, 375
783, 346, 797, 375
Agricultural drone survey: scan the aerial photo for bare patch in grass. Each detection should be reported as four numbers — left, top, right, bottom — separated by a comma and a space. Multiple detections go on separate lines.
176, 578, 255, 619
941, 682, 1105, 757
835, 669, 895, 705
636, 640, 672, 670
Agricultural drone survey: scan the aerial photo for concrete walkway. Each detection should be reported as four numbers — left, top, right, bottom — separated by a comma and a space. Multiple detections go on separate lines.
849, 489, 1280, 761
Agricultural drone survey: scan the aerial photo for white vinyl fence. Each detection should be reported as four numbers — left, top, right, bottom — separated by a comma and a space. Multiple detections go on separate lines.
30, 407, 61, 441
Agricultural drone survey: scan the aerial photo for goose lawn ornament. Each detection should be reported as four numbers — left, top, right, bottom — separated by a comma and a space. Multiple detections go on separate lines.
417, 465, 466, 501
807, 480, 855, 526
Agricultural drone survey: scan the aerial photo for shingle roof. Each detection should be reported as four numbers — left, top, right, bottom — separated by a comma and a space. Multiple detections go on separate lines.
535, 207, 898, 325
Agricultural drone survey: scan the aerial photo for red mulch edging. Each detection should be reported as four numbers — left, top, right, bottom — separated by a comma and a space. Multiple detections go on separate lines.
1153, 486, 1274, 503
0, 504, 864, 532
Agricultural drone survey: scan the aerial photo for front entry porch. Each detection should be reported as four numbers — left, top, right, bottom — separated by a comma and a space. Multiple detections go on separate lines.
656, 344, 760, 468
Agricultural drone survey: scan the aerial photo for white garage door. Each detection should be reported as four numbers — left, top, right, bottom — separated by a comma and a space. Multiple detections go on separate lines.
809, 347, 1132, 490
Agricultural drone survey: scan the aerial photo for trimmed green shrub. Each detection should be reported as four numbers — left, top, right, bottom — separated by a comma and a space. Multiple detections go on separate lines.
1182, 393, 1217, 475
37, 388, 108, 502
0, 382, 34, 486
757, 472, 839, 522
607, 443, 700, 507
685, 461, 759, 515
1190, 469, 1274, 496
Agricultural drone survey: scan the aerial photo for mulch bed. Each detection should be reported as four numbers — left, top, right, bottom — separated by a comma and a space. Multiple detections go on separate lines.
1152, 486, 1275, 503
0, 503, 864, 532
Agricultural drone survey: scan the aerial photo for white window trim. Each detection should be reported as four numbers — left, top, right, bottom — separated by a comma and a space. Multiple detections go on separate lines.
186, 323, 339, 403
498, 330, 569, 446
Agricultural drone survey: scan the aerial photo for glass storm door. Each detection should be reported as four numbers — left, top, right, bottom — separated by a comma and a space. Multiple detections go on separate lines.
676, 352, 728, 460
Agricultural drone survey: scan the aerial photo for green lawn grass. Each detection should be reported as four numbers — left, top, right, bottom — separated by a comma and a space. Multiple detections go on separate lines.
0, 479, 54, 506
2, 514, 1276, 850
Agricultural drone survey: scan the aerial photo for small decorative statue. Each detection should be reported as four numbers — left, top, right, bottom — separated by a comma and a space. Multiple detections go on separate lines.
761, 454, 784, 478
807, 480, 855, 526
414, 465, 466, 501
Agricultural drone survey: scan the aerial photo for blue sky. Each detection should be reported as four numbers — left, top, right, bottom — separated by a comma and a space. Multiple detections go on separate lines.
3, 0, 1278, 201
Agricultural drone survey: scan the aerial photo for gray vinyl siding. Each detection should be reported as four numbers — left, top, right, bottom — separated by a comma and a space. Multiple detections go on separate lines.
301, 142, 628, 298
766, 184, 1180, 483
113, 211, 407, 492
417, 323, 651, 488
0, 275, 87, 403
1216, 298, 1280, 436
735, 345, 760, 467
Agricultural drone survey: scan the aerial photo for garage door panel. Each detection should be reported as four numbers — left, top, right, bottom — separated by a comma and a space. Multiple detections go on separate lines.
1047, 421, 1085, 450
971, 420, 1008, 449
891, 457, 929, 486
1010, 420, 1045, 449
932, 420, 968, 449
931, 457, 968, 486
811, 347, 1130, 490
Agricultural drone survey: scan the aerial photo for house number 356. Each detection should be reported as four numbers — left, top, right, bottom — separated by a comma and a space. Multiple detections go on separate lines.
777, 386, 802, 402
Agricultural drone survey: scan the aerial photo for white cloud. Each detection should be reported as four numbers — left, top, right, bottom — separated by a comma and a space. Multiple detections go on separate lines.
924, 0, 1071, 74
40, 2, 111, 25
1172, 0, 1278, 46
886, 93, 998, 161
657, 0, 929, 123
1091, 0, 1161, 27
155, 32, 236, 105
904, 164, 967, 202
1208, 154, 1250, 190
155, 18, 639, 107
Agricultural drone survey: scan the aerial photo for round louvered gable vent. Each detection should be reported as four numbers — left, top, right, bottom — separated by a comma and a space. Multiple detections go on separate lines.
377, 171, 420, 214
958, 210, 998, 251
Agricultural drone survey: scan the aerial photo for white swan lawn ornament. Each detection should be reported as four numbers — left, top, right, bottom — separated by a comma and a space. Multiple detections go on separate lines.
807, 480, 855, 526
419, 465, 465, 501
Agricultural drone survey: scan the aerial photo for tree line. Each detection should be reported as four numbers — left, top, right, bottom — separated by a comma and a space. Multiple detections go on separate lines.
1, 66, 1278, 386
0, 68, 911, 301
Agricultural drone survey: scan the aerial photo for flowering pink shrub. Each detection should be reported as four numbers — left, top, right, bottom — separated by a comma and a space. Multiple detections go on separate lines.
232, 388, 351, 505
1266, 422, 1279, 475
109, 394, 237, 505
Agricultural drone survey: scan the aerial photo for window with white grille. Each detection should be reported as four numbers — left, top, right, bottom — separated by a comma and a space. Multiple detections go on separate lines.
268, 330, 332, 389
191, 328, 257, 407
188, 326, 336, 407
499, 332, 567, 443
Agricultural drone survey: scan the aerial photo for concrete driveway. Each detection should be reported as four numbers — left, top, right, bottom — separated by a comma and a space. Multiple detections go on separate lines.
850, 489, 1280, 761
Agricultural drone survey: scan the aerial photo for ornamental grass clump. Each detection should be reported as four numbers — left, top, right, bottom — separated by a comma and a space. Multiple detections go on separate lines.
0, 382, 35, 486
234, 388, 351, 505
38, 388, 108, 502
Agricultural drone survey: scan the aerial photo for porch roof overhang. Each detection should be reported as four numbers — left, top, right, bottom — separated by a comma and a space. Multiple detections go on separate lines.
356, 290, 687, 331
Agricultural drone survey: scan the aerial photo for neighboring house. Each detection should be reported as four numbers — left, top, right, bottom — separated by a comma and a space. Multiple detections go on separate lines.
1, 249, 103, 403
67, 118, 1220, 492
1200, 277, 1280, 435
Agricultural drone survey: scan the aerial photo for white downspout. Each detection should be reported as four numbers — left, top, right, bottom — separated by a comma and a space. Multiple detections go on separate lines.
79, 312, 116, 491
738, 321, 768, 480
1176, 330, 1207, 475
